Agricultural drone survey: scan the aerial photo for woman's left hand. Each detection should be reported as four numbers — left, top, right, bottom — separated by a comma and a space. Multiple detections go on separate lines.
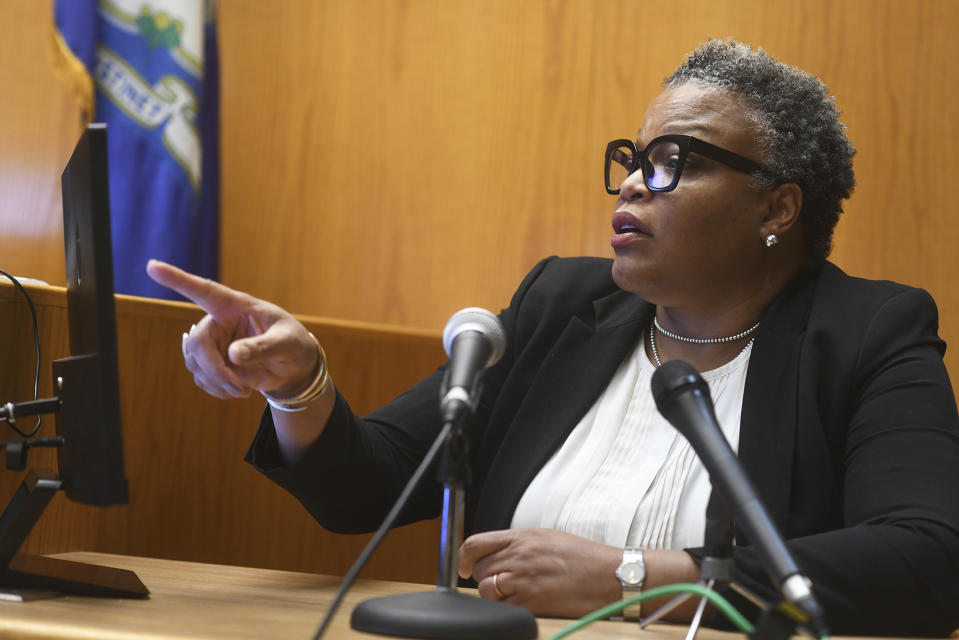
458, 528, 622, 618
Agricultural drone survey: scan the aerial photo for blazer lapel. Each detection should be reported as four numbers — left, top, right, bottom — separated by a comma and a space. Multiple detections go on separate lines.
472, 291, 653, 531
734, 270, 817, 537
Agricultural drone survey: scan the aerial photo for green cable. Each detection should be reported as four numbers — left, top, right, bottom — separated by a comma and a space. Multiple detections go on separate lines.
547, 582, 756, 640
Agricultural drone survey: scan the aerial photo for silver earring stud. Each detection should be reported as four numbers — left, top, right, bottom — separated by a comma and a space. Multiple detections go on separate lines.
765, 234, 779, 248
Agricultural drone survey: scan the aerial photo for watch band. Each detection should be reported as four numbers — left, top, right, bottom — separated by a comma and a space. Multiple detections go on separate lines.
615, 547, 646, 621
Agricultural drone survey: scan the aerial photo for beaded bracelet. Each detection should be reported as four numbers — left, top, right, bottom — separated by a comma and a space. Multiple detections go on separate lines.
261, 333, 330, 412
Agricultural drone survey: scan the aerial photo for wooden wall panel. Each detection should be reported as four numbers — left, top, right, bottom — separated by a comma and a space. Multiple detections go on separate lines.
2, 0, 959, 535
3, 1, 959, 341
215, 0, 959, 337
0, 0, 79, 287
0, 281, 446, 583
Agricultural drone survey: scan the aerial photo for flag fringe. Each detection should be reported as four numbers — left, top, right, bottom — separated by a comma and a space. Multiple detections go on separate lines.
50, 27, 95, 125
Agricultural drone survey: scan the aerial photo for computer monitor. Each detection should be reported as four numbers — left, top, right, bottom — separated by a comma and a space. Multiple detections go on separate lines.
55, 122, 129, 506
0, 123, 146, 599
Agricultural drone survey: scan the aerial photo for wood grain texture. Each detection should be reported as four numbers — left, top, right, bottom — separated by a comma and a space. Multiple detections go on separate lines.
214, 0, 959, 331
0, 0, 80, 286
2, 3, 959, 402
0, 281, 445, 584
0, 551, 753, 640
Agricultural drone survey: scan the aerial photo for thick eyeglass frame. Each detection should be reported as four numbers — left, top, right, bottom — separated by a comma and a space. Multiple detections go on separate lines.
604, 134, 763, 195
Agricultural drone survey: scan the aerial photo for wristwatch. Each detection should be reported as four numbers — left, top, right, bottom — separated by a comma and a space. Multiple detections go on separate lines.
615, 547, 646, 620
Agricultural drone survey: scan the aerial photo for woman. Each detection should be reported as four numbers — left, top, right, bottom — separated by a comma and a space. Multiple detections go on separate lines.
148, 40, 959, 635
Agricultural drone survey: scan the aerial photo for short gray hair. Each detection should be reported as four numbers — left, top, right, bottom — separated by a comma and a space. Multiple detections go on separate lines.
665, 39, 855, 263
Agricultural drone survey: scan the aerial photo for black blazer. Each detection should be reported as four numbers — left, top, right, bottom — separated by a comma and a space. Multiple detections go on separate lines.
249, 256, 959, 635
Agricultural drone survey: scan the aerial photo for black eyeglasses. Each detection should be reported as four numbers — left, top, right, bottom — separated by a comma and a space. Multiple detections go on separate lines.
604, 135, 762, 195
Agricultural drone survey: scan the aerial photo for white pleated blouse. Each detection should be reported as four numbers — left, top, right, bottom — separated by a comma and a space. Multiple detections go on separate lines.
510, 333, 751, 550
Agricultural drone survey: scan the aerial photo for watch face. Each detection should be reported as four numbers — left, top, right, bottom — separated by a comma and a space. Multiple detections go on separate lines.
618, 561, 645, 586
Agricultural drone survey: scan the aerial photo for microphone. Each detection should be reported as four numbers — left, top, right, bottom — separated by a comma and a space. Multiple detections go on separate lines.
439, 308, 506, 423
651, 360, 828, 636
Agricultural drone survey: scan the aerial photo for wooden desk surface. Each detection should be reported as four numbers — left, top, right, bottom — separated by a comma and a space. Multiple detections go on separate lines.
0, 552, 744, 640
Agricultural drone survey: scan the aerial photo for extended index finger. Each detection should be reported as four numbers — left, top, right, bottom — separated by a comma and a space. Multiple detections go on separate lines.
146, 259, 243, 317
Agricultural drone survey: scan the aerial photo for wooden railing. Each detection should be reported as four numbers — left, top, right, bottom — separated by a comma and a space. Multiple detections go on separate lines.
0, 280, 446, 584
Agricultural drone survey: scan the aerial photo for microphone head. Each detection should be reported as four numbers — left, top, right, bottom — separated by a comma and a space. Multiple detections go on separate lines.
442, 307, 507, 368
650, 359, 711, 412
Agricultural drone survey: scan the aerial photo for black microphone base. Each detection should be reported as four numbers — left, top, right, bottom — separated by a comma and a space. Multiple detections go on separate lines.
750, 603, 802, 640
351, 588, 537, 640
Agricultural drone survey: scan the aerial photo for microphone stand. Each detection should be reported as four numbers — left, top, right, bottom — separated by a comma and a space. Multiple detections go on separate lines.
639, 494, 765, 640
350, 410, 537, 640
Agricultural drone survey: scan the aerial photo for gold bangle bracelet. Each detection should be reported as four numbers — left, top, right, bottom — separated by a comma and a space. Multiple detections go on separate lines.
261, 333, 330, 412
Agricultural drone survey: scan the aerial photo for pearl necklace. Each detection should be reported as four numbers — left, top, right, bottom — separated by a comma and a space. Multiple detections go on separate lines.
653, 316, 760, 344
649, 323, 756, 368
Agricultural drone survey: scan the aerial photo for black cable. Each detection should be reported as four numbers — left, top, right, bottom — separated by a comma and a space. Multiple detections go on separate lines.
312, 420, 454, 640
0, 268, 43, 438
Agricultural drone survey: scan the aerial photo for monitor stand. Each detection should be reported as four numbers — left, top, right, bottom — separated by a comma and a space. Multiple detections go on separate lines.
0, 468, 149, 601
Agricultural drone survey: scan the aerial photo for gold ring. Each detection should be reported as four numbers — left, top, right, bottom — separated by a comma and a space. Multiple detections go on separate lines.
492, 572, 506, 599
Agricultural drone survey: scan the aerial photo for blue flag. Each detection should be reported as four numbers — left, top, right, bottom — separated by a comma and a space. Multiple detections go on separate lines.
54, 0, 219, 300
